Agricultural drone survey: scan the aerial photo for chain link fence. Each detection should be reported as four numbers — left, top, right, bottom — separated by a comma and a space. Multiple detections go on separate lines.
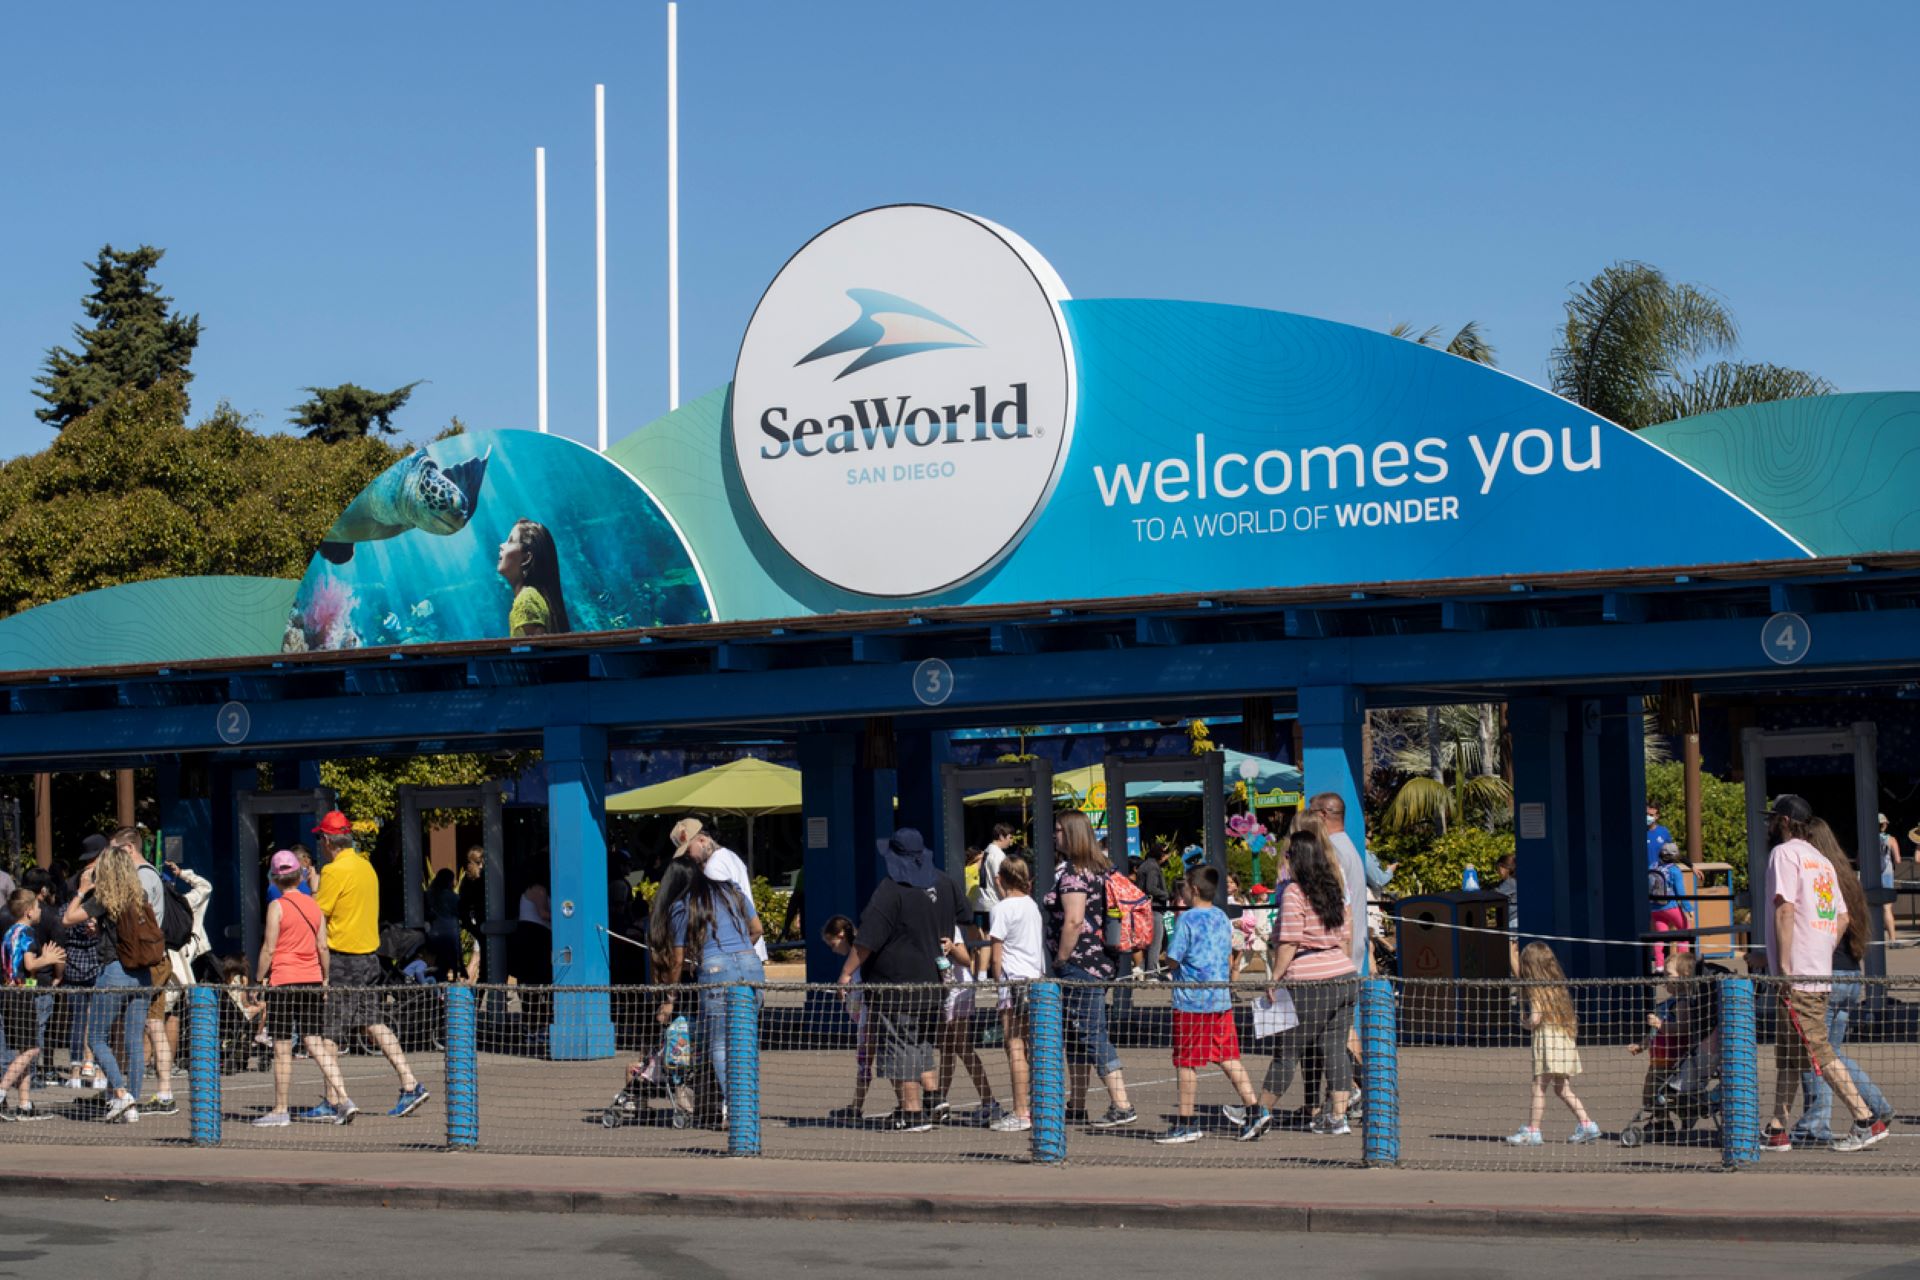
0, 973, 1912, 1170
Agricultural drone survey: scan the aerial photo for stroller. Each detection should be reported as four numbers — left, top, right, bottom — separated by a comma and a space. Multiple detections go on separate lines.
1619, 969, 1724, 1148
603, 1014, 697, 1129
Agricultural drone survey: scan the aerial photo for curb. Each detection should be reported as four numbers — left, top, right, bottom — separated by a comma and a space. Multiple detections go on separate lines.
4, 1171, 1918, 1244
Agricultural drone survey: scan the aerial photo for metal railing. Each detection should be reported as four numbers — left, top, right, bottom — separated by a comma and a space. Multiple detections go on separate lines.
0, 974, 1911, 1171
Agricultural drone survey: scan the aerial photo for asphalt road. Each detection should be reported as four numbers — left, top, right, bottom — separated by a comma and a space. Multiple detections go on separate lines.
1, 1200, 1917, 1279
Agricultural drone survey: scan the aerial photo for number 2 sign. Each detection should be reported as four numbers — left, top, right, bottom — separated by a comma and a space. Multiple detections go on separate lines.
216, 701, 252, 744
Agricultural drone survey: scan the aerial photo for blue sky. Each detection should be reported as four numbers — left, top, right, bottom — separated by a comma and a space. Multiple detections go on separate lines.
2, 1, 1914, 461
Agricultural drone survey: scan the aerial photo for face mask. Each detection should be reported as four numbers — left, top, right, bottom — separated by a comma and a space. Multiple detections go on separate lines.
1646, 814, 1657, 827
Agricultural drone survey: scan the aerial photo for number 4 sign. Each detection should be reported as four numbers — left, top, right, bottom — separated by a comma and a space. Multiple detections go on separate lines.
1762, 612, 1810, 666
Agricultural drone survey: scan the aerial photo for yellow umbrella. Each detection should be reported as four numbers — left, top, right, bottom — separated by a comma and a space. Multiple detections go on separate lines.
963, 763, 1103, 807
607, 758, 801, 871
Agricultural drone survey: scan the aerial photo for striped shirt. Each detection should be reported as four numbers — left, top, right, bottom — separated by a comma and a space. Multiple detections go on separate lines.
1276, 882, 1357, 982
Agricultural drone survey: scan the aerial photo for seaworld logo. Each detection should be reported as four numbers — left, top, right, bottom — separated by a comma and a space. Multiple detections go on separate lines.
796, 289, 981, 380
731, 204, 1076, 597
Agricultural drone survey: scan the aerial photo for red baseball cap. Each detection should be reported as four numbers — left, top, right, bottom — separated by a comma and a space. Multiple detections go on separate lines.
312, 810, 353, 836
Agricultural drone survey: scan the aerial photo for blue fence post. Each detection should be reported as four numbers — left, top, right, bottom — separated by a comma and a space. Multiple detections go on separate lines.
726, 984, 762, 1156
1720, 976, 1759, 1168
1029, 981, 1067, 1165
445, 985, 479, 1150
187, 986, 220, 1147
1360, 978, 1399, 1167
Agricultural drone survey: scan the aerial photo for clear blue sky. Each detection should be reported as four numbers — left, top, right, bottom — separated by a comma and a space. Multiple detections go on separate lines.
3, 0, 1914, 461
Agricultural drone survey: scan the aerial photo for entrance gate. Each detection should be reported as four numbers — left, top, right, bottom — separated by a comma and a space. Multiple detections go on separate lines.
940, 760, 1057, 889
235, 786, 337, 964
1741, 722, 1885, 976
396, 783, 507, 983
1103, 750, 1229, 895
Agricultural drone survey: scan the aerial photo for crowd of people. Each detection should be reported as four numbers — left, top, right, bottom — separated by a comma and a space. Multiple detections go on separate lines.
0, 813, 432, 1127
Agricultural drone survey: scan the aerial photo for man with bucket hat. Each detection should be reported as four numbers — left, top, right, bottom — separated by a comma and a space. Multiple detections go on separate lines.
308, 810, 429, 1121
837, 828, 967, 1132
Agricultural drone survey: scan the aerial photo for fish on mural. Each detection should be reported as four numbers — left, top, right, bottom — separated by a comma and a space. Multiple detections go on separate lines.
317, 447, 492, 564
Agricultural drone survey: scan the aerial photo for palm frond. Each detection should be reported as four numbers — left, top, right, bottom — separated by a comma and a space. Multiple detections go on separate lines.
1459, 774, 1514, 822
1661, 360, 1835, 422
1444, 321, 1497, 366
1384, 776, 1451, 831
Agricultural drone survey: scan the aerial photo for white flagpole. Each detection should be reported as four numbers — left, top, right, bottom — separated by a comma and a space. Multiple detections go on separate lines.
667, 2, 680, 412
535, 146, 549, 434
595, 83, 609, 452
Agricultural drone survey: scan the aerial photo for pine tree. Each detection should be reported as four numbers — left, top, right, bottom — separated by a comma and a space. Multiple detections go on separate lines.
34, 245, 201, 429
290, 381, 423, 443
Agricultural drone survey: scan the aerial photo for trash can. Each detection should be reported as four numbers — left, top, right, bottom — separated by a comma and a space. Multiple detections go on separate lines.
1393, 892, 1510, 1044
1681, 862, 1735, 960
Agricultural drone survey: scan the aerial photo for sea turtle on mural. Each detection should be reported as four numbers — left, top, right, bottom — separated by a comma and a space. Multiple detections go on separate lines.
318, 446, 491, 564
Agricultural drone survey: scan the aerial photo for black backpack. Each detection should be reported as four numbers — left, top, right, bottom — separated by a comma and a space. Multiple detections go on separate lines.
159, 877, 195, 952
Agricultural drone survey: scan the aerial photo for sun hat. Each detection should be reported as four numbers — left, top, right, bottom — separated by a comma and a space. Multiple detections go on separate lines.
877, 828, 936, 888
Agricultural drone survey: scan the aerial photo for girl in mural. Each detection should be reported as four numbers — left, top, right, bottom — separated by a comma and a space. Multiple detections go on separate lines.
496, 519, 572, 638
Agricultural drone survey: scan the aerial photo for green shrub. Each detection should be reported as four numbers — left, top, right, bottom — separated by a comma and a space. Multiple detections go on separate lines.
1643, 761, 1750, 888
1367, 826, 1515, 896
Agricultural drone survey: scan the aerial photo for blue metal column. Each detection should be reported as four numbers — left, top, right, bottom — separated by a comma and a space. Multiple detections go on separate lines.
894, 728, 952, 874
798, 732, 859, 985
1594, 696, 1649, 980
1511, 698, 1574, 971
1299, 685, 1368, 969
1359, 978, 1399, 1166
1028, 981, 1067, 1165
187, 985, 220, 1146
545, 723, 614, 1059
1720, 976, 1760, 1167
445, 984, 479, 1149
852, 721, 897, 912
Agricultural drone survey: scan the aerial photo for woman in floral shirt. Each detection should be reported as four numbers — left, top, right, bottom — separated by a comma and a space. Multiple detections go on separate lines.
1043, 810, 1137, 1128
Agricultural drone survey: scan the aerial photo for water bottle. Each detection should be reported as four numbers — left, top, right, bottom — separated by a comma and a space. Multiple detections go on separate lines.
1462, 865, 1480, 891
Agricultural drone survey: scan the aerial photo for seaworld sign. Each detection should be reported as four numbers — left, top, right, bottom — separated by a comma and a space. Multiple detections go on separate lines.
731, 205, 1076, 598
18, 204, 1911, 674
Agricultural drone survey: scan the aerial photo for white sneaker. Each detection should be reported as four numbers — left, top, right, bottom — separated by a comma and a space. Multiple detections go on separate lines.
105, 1093, 137, 1123
989, 1113, 1032, 1133
1221, 1103, 1248, 1127
1569, 1121, 1602, 1144
251, 1111, 292, 1128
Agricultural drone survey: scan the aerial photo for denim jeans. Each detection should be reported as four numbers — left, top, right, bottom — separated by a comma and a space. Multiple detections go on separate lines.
1060, 966, 1123, 1078
697, 948, 763, 1091
90, 961, 152, 1097
1792, 977, 1890, 1142
67, 989, 94, 1064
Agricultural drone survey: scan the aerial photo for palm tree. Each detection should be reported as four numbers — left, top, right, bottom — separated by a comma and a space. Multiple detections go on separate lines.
1388, 321, 1497, 366
1548, 261, 1832, 430
1373, 705, 1513, 833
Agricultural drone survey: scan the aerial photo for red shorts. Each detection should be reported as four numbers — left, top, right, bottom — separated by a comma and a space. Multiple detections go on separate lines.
1172, 1010, 1240, 1069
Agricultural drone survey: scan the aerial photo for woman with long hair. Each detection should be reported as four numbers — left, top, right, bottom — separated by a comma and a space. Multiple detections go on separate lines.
1041, 809, 1135, 1128
61, 844, 160, 1123
1242, 830, 1360, 1140
1792, 819, 1894, 1143
650, 855, 763, 1121
497, 518, 572, 637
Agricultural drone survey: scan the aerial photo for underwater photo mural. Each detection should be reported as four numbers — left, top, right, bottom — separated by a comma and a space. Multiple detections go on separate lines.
283, 429, 711, 653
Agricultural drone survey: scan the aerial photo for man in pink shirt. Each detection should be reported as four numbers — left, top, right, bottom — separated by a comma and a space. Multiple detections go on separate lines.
1761, 795, 1886, 1152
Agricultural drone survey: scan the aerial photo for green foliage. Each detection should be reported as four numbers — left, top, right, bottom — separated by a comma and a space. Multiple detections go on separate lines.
1388, 320, 1497, 366
1368, 825, 1514, 896
751, 876, 793, 938
1548, 261, 1831, 430
35, 245, 201, 430
318, 752, 535, 827
291, 381, 423, 443
1643, 760, 1751, 888
0, 383, 402, 619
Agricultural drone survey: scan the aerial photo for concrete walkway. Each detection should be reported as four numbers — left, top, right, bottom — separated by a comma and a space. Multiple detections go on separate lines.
6, 1143, 1917, 1243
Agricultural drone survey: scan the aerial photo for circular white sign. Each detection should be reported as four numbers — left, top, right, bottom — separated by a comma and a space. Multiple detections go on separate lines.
1762, 612, 1810, 666
913, 658, 955, 706
216, 701, 251, 744
731, 205, 1075, 598
1238, 758, 1261, 781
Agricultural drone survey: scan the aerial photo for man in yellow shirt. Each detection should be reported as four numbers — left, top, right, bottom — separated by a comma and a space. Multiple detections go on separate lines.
307, 811, 429, 1122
